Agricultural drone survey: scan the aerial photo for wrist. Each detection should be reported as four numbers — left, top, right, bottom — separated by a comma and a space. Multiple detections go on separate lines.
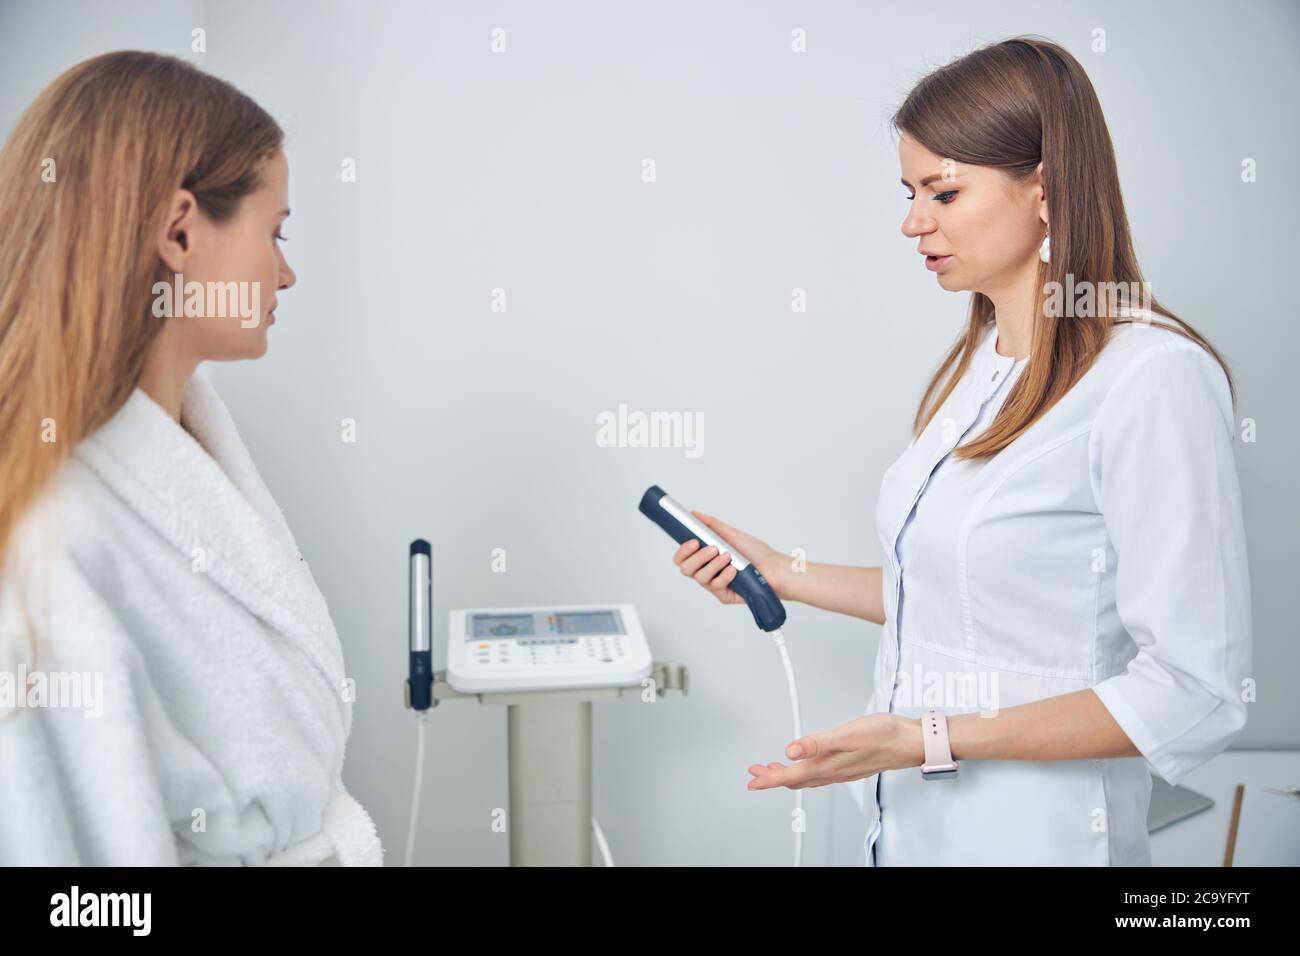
758, 553, 796, 601
897, 716, 925, 769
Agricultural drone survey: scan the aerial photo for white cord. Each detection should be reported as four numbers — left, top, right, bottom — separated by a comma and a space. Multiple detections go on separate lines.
769, 628, 804, 867
404, 710, 428, 867
591, 816, 615, 866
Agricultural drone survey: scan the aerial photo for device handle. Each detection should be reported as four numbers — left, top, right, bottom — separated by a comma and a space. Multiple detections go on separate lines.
639, 485, 786, 632
408, 539, 434, 710
729, 565, 787, 632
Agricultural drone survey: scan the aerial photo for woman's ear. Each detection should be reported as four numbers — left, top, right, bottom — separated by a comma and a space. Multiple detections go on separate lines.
1034, 162, 1049, 227
157, 188, 199, 274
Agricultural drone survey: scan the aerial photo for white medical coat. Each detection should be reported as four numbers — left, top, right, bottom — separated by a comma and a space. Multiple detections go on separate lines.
863, 317, 1252, 866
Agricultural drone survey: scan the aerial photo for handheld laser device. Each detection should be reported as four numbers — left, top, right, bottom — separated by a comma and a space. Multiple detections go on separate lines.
638, 485, 786, 632
407, 539, 434, 711
639, 484, 804, 867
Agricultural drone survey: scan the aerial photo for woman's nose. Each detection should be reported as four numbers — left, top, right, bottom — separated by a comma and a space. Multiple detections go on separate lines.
279, 261, 296, 291
901, 203, 935, 239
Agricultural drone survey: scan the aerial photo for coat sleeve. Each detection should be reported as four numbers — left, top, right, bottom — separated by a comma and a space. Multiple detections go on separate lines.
0, 547, 181, 866
1087, 339, 1253, 787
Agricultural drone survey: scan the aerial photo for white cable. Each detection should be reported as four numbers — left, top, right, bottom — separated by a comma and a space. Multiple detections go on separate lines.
591, 816, 615, 867
404, 710, 428, 867
769, 628, 804, 867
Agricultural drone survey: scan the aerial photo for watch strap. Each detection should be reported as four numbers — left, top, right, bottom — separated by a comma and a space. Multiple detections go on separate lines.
920, 706, 958, 779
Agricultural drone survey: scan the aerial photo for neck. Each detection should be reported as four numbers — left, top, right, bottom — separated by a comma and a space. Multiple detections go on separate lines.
983, 258, 1040, 360
137, 330, 198, 422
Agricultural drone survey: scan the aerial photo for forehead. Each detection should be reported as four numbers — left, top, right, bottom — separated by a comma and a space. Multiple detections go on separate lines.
898, 132, 942, 166
898, 133, 958, 179
898, 134, 1012, 187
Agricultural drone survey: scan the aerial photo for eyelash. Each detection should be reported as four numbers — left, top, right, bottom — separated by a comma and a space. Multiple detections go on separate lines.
274, 231, 289, 243
905, 190, 957, 204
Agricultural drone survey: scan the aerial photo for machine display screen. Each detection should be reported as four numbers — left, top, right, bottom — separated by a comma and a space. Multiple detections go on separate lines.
468, 609, 625, 639
470, 614, 535, 638
551, 611, 623, 635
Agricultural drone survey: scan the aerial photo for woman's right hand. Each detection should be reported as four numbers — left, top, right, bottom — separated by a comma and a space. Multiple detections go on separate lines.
672, 510, 789, 606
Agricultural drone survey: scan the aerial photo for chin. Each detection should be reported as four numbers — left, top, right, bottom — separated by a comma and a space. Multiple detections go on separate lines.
232, 333, 270, 360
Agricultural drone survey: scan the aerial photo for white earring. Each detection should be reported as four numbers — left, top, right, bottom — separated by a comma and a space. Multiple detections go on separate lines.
1039, 231, 1051, 264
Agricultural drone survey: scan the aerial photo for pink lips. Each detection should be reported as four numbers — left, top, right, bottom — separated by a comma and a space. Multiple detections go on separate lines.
924, 254, 953, 272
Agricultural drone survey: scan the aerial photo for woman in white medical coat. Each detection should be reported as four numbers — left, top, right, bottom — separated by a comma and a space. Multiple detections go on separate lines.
672, 37, 1251, 866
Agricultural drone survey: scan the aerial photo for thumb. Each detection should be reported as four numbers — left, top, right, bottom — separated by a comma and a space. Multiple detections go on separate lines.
785, 728, 850, 760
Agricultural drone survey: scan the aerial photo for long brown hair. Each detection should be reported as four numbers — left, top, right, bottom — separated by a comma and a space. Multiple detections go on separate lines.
892, 36, 1235, 459
0, 51, 283, 571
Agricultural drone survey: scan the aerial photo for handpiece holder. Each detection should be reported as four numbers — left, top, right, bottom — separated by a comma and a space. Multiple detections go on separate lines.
638, 485, 786, 632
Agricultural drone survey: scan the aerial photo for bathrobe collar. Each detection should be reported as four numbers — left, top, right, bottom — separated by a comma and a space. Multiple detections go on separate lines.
72, 372, 349, 714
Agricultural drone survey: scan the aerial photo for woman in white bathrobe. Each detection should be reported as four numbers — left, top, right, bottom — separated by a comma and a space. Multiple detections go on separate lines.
0, 52, 383, 865
669, 38, 1251, 865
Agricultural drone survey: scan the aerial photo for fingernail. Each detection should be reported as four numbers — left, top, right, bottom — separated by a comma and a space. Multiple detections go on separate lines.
786, 743, 803, 758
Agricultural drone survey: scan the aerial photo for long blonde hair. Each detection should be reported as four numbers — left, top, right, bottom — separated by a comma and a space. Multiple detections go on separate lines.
892, 36, 1235, 459
0, 51, 283, 571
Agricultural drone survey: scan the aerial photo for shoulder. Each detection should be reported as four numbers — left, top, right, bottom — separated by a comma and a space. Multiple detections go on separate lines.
1095, 317, 1214, 370
2, 458, 139, 655
1088, 319, 1235, 435
9, 457, 126, 567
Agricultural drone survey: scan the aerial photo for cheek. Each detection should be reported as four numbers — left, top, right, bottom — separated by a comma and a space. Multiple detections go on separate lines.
232, 243, 280, 312
241, 238, 277, 281
951, 201, 1026, 265
945, 201, 985, 247
255, 250, 279, 308
262, 245, 280, 288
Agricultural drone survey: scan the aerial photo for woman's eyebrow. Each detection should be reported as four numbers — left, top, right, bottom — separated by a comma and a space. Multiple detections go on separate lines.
900, 173, 957, 189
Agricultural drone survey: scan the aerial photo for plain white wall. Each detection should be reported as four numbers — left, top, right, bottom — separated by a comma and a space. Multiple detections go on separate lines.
2, 0, 1296, 866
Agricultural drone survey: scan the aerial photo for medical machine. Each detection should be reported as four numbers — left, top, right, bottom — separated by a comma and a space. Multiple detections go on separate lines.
403, 542, 686, 867
403, 484, 805, 867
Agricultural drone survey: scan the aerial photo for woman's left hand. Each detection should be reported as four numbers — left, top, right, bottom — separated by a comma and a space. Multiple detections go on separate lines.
747, 714, 925, 790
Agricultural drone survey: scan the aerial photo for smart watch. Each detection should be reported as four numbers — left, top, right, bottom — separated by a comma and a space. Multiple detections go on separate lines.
920, 706, 959, 780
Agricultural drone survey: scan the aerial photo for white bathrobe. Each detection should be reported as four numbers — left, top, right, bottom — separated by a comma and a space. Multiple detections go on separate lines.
0, 371, 384, 866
